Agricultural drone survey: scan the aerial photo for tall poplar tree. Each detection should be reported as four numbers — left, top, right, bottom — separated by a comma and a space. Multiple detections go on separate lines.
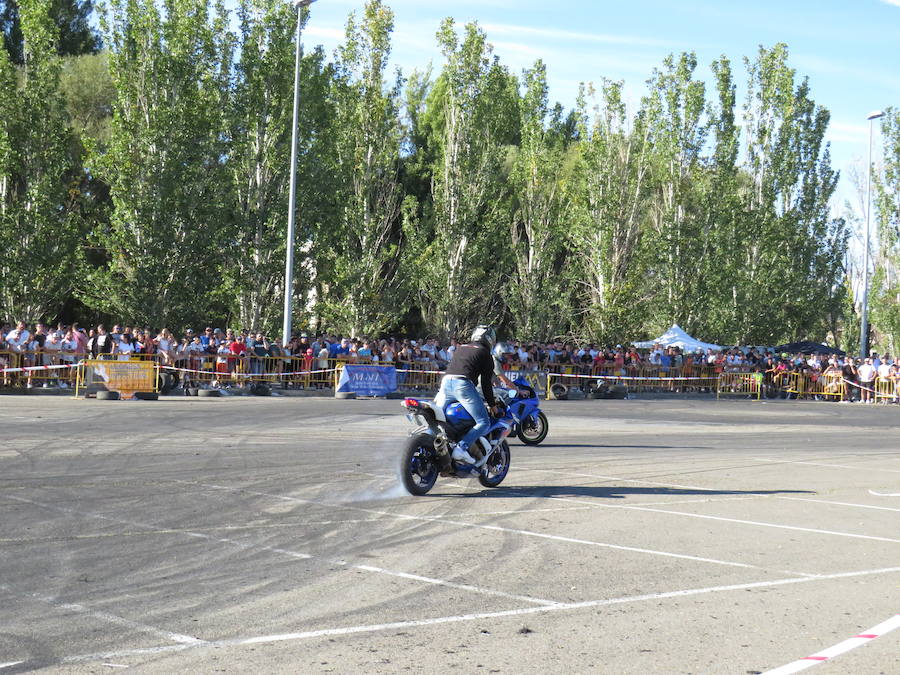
738, 43, 846, 343
317, 0, 405, 336
642, 52, 708, 330
871, 107, 900, 355
0, 0, 82, 322
87, 0, 234, 328
572, 79, 652, 342
508, 60, 574, 340
223, 0, 332, 332
406, 19, 518, 335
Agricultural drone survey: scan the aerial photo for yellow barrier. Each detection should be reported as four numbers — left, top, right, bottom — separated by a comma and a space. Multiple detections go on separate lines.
804, 372, 845, 401
0, 349, 81, 388
395, 360, 442, 392
76, 359, 158, 399
716, 372, 763, 400
874, 377, 899, 404
545, 366, 720, 400
780, 371, 846, 401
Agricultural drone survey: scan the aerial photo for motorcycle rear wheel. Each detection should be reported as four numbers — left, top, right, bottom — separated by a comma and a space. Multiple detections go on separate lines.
478, 440, 510, 488
517, 411, 548, 445
401, 433, 439, 496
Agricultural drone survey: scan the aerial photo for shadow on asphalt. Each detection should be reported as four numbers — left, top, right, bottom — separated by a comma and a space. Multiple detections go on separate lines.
439, 486, 816, 499
546, 444, 714, 449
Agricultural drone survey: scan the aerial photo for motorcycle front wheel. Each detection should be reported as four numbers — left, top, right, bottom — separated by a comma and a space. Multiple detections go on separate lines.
401, 433, 439, 496
517, 411, 548, 445
478, 440, 510, 488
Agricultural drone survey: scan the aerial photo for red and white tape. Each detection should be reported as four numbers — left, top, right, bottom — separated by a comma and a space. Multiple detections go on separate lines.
549, 371, 718, 382
0, 363, 78, 375
762, 613, 900, 674
158, 364, 337, 378
842, 377, 885, 396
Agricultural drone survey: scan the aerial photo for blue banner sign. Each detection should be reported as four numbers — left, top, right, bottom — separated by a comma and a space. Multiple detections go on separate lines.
337, 365, 397, 397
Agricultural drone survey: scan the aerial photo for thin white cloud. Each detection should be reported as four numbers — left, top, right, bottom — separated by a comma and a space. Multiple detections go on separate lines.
304, 25, 345, 42
793, 53, 900, 91
481, 22, 682, 49
880, 0, 900, 6
826, 121, 869, 144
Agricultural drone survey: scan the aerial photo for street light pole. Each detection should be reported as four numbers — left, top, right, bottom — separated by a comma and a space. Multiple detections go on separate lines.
860, 109, 884, 358
283, 0, 318, 348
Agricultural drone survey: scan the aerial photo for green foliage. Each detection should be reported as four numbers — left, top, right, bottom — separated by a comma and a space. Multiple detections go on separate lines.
734, 43, 846, 344
0, 3, 856, 347
506, 60, 574, 340
571, 79, 651, 343
0, 0, 84, 323
315, 0, 406, 336
222, 0, 322, 330
84, 0, 233, 329
406, 19, 519, 336
2, 0, 100, 64
59, 51, 114, 147
871, 107, 900, 355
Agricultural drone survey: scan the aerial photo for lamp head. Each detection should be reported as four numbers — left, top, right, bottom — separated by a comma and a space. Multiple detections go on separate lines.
867, 110, 884, 121
293, 0, 317, 7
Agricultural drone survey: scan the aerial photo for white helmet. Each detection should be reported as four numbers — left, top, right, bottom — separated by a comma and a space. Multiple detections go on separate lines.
470, 325, 496, 348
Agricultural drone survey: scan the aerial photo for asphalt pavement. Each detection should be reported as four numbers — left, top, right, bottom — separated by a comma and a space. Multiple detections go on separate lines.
0, 394, 898, 674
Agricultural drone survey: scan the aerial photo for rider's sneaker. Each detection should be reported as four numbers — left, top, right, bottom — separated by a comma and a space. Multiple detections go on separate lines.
451, 446, 477, 465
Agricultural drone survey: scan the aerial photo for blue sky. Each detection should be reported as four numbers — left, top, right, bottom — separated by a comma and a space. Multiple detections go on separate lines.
301, 0, 900, 216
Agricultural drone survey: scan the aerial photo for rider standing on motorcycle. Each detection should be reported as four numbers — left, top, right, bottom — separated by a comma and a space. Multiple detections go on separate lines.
435, 325, 499, 465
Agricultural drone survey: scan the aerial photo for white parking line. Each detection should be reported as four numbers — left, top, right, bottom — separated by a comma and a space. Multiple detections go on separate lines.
602, 506, 900, 544
0, 663, 24, 670
509, 468, 900, 544
60, 565, 900, 666
183, 481, 804, 573
6, 494, 556, 608
779, 496, 900, 513
0, 584, 206, 647
753, 457, 900, 474
762, 613, 900, 674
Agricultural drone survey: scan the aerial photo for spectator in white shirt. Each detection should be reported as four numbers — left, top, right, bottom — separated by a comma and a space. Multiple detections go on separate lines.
5, 321, 31, 353
857, 358, 876, 403
115, 333, 136, 360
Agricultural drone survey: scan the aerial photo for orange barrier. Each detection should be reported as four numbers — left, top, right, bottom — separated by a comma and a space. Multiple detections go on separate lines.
75, 359, 158, 399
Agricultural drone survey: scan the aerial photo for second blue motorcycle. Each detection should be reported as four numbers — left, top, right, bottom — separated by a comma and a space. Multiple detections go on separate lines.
501, 377, 549, 445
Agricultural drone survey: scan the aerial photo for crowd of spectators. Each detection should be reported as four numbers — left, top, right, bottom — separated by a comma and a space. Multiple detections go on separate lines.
2, 320, 899, 402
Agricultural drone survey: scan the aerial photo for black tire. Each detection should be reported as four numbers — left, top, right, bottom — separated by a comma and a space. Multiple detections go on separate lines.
187, 387, 199, 397
198, 389, 221, 398
158, 372, 175, 394
401, 434, 439, 496
478, 440, 510, 488
517, 411, 549, 445
134, 392, 158, 401
96, 390, 120, 400
335, 391, 356, 399
253, 383, 271, 397
549, 382, 568, 400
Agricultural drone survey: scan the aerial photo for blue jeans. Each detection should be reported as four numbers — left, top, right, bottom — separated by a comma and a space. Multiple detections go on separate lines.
435, 376, 490, 451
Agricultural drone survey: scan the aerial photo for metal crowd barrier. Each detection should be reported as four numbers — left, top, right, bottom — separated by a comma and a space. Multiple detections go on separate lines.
0, 349, 81, 388
716, 372, 763, 400
874, 377, 899, 403
545, 365, 720, 398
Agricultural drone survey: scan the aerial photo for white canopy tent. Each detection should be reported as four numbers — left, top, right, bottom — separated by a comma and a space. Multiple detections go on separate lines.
631, 324, 723, 352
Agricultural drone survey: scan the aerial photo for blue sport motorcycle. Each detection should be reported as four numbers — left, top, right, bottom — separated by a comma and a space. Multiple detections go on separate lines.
500, 378, 549, 445
399, 378, 549, 496
400, 397, 514, 496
